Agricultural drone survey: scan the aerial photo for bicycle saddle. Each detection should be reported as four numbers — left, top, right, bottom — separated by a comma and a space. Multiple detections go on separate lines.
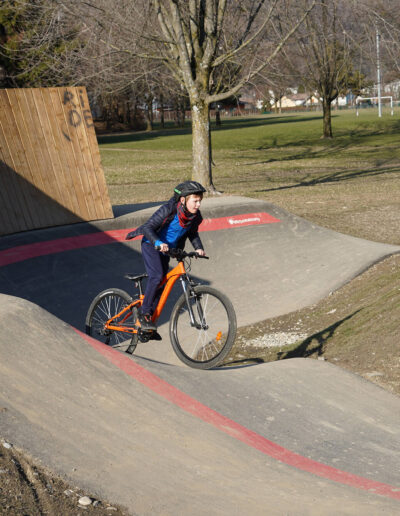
124, 273, 148, 281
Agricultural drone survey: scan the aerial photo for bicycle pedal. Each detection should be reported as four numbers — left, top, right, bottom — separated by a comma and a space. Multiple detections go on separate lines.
138, 332, 151, 343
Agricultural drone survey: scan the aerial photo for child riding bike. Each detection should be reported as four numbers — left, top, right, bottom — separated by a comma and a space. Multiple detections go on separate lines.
126, 181, 207, 332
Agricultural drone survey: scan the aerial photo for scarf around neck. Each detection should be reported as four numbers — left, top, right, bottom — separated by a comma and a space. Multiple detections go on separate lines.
177, 200, 197, 228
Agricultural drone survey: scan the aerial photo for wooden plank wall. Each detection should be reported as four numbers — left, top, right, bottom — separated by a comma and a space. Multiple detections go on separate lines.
0, 87, 113, 235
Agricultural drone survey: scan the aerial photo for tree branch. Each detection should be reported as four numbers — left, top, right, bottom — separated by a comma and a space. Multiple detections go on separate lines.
212, 0, 279, 68
206, 0, 316, 104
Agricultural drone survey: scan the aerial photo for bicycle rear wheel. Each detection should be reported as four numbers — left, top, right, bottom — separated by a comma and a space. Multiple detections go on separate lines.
85, 288, 134, 349
169, 286, 236, 369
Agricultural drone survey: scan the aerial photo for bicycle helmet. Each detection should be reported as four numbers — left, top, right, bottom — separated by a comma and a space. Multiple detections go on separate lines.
174, 181, 206, 199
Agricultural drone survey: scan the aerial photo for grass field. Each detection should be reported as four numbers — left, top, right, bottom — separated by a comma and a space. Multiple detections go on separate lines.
99, 110, 400, 244
98, 110, 400, 395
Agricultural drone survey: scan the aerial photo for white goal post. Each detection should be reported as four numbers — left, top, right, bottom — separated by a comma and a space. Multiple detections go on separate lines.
356, 96, 394, 116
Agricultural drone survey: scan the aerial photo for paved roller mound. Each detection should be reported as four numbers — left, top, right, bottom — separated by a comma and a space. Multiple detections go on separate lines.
0, 197, 399, 514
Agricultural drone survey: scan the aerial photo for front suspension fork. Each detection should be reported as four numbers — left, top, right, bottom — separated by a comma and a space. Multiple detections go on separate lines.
180, 277, 208, 330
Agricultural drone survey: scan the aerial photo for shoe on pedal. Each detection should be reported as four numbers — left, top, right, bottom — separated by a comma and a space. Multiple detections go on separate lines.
149, 331, 162, 341
138, 312, 156, 332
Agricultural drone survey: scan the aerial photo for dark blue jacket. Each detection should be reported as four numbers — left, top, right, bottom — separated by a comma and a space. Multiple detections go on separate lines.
126, 197, 204, 250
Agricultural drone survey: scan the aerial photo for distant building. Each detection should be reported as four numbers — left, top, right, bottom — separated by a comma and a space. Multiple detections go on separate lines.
383, 80, 400, 98
238, 88, 259, 110
270, 93, 319, 109
336, 95, 348, 107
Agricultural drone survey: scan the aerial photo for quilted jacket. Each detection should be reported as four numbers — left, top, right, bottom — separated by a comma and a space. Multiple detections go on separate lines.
125, 197, 204, 250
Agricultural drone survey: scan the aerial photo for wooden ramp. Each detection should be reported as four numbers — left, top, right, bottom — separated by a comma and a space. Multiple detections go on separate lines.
0, 87, 113, 235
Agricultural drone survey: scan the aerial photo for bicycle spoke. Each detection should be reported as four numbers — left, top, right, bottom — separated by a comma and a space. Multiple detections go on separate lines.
86, 290, 134, 348
170, 286, 236, 368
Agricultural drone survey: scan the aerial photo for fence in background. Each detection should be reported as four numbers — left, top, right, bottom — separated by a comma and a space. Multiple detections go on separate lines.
0, 87, 113, 236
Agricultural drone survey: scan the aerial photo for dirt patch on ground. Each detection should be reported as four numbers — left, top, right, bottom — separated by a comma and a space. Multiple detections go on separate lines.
0, 442, 128, 516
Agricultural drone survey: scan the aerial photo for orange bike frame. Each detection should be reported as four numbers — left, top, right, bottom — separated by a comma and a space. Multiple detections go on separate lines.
105, 261, 186, 334
151, 261, 186, 321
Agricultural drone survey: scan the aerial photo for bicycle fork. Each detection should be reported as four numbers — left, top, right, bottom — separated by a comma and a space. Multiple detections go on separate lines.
180, 277, 208, 330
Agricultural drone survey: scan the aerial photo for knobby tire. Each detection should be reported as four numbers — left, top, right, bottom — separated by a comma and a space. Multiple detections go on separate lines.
169, 286, 236, 369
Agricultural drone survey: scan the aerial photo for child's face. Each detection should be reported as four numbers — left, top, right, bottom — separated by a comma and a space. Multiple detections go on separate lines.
182, 194, 202, 214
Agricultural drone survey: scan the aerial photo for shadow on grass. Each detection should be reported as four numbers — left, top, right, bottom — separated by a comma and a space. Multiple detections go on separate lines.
97, 113, 400, 149
240, 119, 400, 166
256, 165, 400, 193
211, 114, 324, 131
277, 310, 361, 361
97, 124, 192, 144
97, 114, 324, 145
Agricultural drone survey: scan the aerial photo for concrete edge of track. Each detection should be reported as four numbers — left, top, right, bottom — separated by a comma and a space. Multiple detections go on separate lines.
0, 194, 399, 362
0, 196, 271, 248
0, 294, 400, 515
3, 197, 399, 512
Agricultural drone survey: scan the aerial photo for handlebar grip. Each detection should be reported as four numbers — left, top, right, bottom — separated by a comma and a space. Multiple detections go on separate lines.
154, 247, 209, 259
187, 251, 209, 259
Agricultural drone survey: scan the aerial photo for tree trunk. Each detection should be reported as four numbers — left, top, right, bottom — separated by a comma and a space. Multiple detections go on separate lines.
322, 97, 333, 138
180, 103, 185, 127
123, 100, 130, 125
160, 93, 165, 128
110, 99, 119, 129
191, 101, 215, 191
215, 108, 221, 126
145, 97, 153, 131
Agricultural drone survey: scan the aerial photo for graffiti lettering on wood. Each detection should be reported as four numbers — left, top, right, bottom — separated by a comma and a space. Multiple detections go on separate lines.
61, 88, 94, 141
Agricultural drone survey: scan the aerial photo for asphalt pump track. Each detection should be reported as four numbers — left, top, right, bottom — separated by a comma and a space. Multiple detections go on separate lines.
0, 196, 399, 515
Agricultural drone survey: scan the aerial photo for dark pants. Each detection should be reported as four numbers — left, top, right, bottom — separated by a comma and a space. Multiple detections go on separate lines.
141, 242, 170, 315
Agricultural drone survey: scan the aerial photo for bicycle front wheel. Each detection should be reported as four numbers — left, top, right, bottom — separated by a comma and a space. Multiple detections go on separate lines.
86, 288, 134, 348
169, 286, 236, 369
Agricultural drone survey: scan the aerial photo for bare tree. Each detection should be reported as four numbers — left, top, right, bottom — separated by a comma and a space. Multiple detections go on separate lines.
3, 0, 316, 190
146, 0, 316, 189
253, 55, 296, 114
52, 0, 315, 191
356, 1, 400, 85
288, 0, 354, 138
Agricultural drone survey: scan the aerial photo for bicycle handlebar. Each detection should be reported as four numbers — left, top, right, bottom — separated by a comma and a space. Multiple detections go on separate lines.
155, 246, 209, 260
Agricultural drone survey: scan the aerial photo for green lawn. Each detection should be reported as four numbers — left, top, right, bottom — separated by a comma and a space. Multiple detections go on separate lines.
99, 109, 400, 245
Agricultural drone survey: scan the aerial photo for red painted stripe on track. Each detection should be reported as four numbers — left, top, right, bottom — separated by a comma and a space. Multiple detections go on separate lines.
200, 212, 279, 231
77, 329, 400, 501
0, 212, 279, 267
0, 230, 127, 266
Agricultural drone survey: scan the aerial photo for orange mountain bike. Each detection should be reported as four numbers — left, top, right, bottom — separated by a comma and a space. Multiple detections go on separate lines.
85, 248, 237, 369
